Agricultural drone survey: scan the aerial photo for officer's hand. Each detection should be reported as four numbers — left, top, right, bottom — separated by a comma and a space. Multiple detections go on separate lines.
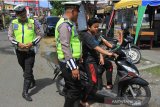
18, 43, 26, 49
79, 57, 83, 63
25, 42, 33, 49
72, 69, 80, 80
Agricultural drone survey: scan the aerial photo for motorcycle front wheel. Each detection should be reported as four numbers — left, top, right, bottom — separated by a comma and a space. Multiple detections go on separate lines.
56, 75, 65, 96
122, 84, 151, 107
126, 47, 141, 64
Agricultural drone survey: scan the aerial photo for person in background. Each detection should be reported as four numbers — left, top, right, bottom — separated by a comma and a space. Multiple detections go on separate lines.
97, 28, 123, 90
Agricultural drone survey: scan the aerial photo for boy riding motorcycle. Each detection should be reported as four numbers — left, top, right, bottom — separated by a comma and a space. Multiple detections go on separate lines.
80, 18, 116, 106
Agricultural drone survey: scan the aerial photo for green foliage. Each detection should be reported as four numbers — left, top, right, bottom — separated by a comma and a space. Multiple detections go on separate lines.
5, 15, 11, 26
50, 1, 64, 16
143, 66, 160, 76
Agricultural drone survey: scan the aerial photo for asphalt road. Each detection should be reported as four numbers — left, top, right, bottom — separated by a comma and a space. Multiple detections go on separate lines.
0, 31, 126, 107
0, 31, 64, 107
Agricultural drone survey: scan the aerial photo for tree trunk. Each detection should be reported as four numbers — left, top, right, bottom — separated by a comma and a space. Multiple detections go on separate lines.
2, 1, 5, 29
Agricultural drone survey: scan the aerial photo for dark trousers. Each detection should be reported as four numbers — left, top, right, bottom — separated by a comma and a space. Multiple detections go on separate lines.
97, 59, 113, 90
59, 61, 81, 107
16, 50, 35, 81
103, 59, 113, 85
84, 57, 113, 90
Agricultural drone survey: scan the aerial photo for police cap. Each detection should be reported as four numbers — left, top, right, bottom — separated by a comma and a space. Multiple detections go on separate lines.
62, 1, 81, 10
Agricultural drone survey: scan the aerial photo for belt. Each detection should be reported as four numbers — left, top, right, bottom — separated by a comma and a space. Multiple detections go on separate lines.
17, 47, 34, 52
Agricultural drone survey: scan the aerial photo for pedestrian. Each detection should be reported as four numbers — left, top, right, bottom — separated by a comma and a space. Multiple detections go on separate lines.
55, 1, 82, 107
8, 4, 43, 101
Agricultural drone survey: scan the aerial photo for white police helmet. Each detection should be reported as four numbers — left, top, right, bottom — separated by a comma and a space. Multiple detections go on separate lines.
14, 4, 26, 12
62, 1, 81, 10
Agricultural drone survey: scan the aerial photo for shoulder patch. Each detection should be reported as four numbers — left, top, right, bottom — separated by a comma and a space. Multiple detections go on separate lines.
13, 24, 18, 30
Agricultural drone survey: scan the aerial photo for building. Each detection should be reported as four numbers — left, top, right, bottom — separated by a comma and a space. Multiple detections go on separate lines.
1, 0, 50, 17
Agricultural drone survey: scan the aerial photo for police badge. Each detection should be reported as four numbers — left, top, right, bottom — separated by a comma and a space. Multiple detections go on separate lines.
28, 24, 33, 30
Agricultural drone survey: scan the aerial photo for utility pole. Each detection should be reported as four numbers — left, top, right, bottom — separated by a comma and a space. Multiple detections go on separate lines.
38, 0, 40, 16
2, 0, 5, 29
93, 1, 97, 17
48, 0, 50, 16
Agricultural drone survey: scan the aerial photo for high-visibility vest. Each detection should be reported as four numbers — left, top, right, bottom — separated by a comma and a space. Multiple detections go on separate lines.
55, 17, 81, 60
12, 18, 36, 44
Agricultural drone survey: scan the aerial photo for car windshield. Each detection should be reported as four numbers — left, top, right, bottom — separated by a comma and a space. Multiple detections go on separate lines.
47, 17, 59, 25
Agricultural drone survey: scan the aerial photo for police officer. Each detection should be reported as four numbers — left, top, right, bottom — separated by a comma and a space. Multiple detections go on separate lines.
55, 1, 82, 107
8, 4, 43, 101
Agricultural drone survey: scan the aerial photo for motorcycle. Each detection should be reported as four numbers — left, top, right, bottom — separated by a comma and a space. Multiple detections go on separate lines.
122, 32, 141, 64
54, 43, 151, 107
52, 65, 65, 96
121, 23, 141, 64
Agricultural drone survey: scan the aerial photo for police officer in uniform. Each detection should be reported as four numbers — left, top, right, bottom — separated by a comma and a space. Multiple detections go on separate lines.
55, 1, 82, 107
8, 4, 43, 101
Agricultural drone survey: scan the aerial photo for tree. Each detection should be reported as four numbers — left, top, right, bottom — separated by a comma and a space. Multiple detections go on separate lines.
50, 1, 64, 16
49, 0, 96, 17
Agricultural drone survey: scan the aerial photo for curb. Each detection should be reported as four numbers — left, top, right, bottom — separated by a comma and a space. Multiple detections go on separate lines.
138, 64, 160, 71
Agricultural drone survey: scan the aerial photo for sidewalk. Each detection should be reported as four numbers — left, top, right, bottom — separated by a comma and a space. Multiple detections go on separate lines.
135, 49, 160, 70
141, 49, 160, 64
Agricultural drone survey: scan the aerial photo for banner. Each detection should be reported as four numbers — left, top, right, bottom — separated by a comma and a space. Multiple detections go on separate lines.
5, 4, 14, 10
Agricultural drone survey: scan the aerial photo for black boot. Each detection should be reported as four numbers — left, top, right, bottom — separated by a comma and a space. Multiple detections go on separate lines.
22, 79, 32, 101
29, 79, 36, 89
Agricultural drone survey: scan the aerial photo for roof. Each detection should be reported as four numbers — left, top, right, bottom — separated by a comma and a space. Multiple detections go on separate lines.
114, 0, 141, 10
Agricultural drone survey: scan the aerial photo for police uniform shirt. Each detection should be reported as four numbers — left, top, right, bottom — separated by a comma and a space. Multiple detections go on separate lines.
57, 16, 76, 61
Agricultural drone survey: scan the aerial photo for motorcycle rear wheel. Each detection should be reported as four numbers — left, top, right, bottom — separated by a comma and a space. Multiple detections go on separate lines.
56, 75, 65, 96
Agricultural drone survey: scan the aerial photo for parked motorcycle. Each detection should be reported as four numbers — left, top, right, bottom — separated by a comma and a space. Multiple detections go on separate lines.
122, 33, 141, 64
54, 43, 151, 107
120, 22, 141, 64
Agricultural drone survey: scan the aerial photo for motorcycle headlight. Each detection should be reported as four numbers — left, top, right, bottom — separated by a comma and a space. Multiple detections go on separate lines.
122, 65, 139, 76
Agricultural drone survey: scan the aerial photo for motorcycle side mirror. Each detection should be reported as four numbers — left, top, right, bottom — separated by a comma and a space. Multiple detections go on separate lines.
121, 22, 129, 30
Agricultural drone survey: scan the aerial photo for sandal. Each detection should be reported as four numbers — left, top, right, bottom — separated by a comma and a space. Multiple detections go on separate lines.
106, 85, 112, 89
80, 101, 92, 107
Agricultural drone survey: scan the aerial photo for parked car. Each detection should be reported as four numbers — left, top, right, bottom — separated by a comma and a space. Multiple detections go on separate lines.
43, 16, 60, 36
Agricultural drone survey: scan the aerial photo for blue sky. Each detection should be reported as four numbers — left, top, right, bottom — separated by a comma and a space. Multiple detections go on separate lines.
39, 0, 51, 8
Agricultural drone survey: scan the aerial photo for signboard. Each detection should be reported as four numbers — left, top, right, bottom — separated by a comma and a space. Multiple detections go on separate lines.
77, 4, 87, 31
5, 4, 14, 10
97, 9, 104, 14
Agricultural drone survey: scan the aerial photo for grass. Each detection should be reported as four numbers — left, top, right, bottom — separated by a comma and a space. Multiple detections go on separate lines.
143, 65, 160, 76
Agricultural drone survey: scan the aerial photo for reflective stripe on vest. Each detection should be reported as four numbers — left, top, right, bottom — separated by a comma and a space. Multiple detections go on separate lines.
55, 17, 81, 60
12, 19, 36, 44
